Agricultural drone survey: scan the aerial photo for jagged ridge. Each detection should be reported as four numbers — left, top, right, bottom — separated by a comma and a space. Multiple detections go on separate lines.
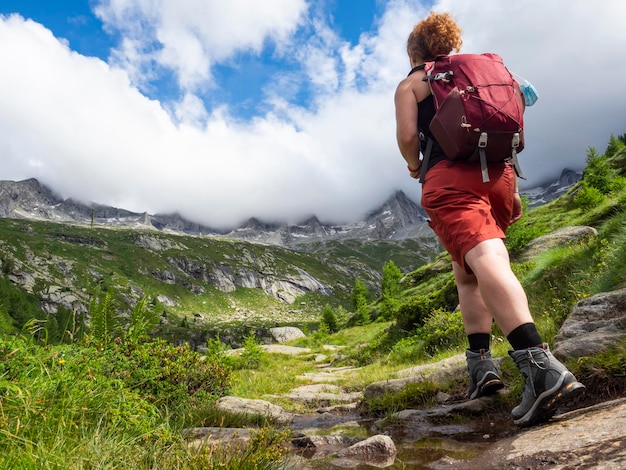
0, 171, 581, 249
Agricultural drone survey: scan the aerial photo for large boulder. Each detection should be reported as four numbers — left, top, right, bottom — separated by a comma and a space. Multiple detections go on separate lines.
269, 326, 306, 343
553, 288, 626, 359
519, 226, 597, 262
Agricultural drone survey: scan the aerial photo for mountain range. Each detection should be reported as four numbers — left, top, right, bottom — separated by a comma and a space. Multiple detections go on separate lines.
0, 169, 581, 249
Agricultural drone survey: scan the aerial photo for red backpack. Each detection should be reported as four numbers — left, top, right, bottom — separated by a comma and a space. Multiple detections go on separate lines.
420, 53, 525, 182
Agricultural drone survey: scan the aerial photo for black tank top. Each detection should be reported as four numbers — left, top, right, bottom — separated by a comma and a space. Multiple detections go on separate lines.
417, 95, 447, 172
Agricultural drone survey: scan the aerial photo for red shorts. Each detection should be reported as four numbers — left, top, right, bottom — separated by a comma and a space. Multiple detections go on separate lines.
420, 160, 516, 273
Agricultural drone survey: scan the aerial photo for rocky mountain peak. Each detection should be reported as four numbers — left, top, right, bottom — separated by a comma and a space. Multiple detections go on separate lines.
366, 190, 427, 228
0, 172, 581, 249
523, 168, 583, 207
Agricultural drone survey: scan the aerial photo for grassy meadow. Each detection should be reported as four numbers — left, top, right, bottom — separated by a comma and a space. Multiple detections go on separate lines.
1, 135, 626, 468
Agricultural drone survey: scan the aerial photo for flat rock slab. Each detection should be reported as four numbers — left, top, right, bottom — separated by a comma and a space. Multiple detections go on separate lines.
183, 427, 252, 451
261, 344, 312, 355
474, 397, 626, 469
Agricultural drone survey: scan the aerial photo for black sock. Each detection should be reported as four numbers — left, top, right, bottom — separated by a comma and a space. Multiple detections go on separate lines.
507, 323, 543, 350
467, 333, 490, 352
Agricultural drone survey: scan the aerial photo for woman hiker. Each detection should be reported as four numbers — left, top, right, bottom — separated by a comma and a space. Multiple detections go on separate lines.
394, 11, 585, 426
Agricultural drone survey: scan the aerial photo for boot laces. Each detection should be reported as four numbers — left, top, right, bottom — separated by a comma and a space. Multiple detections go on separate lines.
525, 348, 551, 398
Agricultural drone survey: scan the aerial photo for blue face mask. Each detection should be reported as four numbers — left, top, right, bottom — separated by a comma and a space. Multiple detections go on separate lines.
519, 80, 539, 107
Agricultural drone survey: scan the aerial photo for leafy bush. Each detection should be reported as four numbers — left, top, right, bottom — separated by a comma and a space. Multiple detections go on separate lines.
573, 183, 606, 209
387, 335, 425, 364
394, 276, 458, 331
582, 146, 625, 194
415, 308, 466, 354
235, 333, 266, 370
104, 339, 232, 413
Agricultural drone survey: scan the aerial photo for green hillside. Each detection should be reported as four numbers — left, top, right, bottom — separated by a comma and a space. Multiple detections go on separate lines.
1, 134, 625, 468
0, 201, 442, 345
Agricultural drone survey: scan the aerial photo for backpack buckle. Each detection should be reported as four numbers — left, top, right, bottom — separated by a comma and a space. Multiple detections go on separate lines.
433, 71, 454, 82
478, 132, 488, 148
512, 133, 520, 149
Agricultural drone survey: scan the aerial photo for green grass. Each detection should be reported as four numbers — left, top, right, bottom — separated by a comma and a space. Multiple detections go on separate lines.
2, 137, 626, 466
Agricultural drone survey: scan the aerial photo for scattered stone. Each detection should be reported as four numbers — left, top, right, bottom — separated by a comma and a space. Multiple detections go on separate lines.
183, 427, 252, 451
262, 344, 311, 355
290, 411, 363, 434
278, 383, 362, 407
363, 353, 474, 399
292, 435, 361, 453
214, 396, 294, 425
333, 434, 397, 467
157, 294, 178, 307
297, 365, 359, 383
372, 397, 494, 439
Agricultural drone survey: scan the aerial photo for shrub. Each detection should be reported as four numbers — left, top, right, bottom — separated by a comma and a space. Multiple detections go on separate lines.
573, 183, 606, 209
583, 146, 622, 194
394, 276, 458, 331
320, 304, 339, 333
234, 333, 266, 370
415, 308, 466, 354
104, 339, 232, 413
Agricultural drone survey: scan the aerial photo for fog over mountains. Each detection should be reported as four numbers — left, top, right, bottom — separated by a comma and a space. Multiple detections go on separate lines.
0, 169, 581, 249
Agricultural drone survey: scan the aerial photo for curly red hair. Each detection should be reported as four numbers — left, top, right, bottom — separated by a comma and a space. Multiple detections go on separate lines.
407, 12, 463, 63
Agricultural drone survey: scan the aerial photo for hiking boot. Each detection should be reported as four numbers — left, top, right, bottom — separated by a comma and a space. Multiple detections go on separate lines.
509, 343, 586, 426
466, 349, 505, 399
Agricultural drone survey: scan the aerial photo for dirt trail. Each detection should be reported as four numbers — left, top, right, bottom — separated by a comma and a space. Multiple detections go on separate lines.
284, 355, 626, 468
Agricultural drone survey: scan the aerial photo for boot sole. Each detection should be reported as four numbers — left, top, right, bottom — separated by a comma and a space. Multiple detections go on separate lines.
514, 372, 586, 427
469, 373, 505, 400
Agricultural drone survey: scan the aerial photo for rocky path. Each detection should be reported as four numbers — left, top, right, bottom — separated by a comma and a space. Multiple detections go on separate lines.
186, 344, 626, 469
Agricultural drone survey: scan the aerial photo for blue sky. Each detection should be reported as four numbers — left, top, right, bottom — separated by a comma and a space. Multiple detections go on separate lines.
1, 1, 626, 228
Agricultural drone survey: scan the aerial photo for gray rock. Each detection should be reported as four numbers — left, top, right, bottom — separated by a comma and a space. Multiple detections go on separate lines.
519, 226, 597, 262
278, 384, 362, 407
214, 396, 294, 425
335, 434, 397, 466
480, 398, 626, 469
261, 344, 311, 355
291, 434, 361, 451
269, 326, 306, 343
553, 288, 626, 359
363, 353, 472, 399
183, 427, 252, 451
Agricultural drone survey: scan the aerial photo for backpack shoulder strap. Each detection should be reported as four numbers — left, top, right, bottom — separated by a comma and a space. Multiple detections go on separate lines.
407, 63, 426, 77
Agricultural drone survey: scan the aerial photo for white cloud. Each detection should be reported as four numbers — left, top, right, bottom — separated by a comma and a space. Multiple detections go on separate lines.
1, 1, 626, 230
94, 0, 308, 91
436, 0, 626, 183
